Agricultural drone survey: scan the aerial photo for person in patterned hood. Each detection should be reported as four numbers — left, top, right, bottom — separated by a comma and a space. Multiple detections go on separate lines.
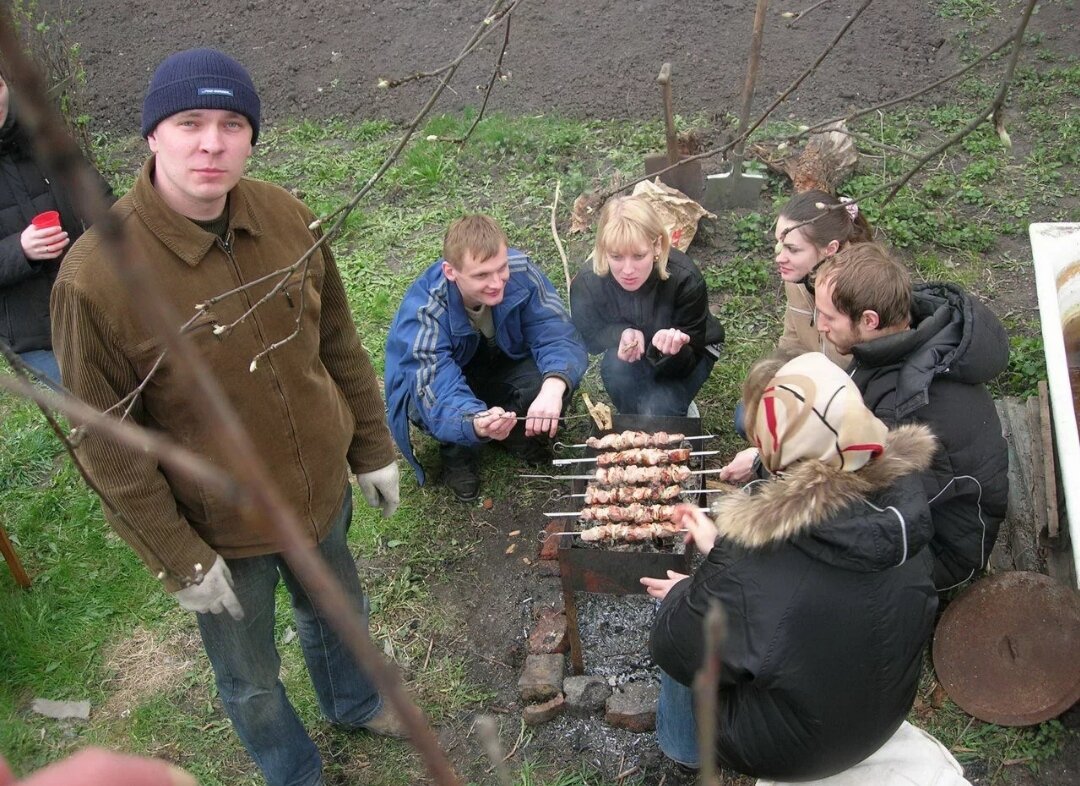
644, 352, 967, 783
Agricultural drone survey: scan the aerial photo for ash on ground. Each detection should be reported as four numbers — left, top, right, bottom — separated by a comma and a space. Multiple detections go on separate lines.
576, 593, 659, 685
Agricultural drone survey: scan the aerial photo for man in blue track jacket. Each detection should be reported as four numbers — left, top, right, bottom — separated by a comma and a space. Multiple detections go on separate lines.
385, 214, 588, 501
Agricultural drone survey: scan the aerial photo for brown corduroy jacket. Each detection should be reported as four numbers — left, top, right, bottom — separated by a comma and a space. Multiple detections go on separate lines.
51, 157, 396, 589
778, 280, 852, 369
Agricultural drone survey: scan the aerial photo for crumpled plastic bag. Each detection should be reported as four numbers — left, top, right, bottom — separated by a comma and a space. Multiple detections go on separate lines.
631, 178, 716, 251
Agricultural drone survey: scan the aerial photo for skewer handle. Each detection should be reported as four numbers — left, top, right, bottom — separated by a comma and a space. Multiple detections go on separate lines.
551, 449, 719, 466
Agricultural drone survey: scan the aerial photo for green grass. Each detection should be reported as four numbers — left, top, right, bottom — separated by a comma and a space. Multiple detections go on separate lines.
2, 9, 1075, 778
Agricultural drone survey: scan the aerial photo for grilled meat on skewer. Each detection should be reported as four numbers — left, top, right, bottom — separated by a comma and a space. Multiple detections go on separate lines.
585, 430, 686, 451
579, 522, 683, 542
580, 503, 683, 523
595, 447, 692, 467
584, 483, 685, 504
594, 464, 693, 485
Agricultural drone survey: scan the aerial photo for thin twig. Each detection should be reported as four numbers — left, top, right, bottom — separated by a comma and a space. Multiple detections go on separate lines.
694, 600, 727, 786
550, 180, 573, 306
443, 12, 513, 144
377, 1, 522, 90
500, 716, 527, 763
783, 0, 832, 24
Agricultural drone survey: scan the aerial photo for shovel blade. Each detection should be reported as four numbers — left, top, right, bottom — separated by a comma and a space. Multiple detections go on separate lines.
644, 153, 705, 201
702, 167, 766, 211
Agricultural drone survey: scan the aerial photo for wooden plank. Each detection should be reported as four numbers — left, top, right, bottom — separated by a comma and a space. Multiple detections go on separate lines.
1038, 381, 1061, 539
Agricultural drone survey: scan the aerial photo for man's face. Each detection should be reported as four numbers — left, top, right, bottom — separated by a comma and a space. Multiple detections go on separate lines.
814, 276, 864, 355
443, 244, 510, 308
147, 109, 253, 220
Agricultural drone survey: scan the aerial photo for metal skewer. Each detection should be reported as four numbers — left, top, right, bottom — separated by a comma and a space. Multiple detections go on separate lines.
544, 507, 709, 518
553, 434, 717, 451
521, 468, 728, 480
552, 450, 718, 466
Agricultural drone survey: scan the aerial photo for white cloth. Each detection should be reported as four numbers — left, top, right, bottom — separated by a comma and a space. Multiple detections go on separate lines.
356, 461, 401, 518
756, 722, 972, 786
171, 556, 244, 620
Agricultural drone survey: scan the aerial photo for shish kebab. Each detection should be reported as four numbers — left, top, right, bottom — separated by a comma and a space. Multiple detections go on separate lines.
544, 503, 709, 521
544, 522, 686, 542
552, 447, 718, 467
557, 430, 715, 450
523, 464, 722, 484
571, 484, 729, 504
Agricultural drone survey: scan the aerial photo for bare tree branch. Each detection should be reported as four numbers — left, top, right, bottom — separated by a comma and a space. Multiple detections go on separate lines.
438, 11, 514, 145
694, 600, 727, 786
376, 0, 523, 90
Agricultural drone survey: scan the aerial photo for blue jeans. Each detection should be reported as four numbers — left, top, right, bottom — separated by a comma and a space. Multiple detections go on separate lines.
196, 487, 381, 786
601, 351, 715, 416
16, 349, 63, 391
656, 670, 701, 768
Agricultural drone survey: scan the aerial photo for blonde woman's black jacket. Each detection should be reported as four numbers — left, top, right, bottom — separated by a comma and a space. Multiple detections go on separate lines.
649, 424, 939, 781
849, 283, 1009, 589
0, 109, 113, 353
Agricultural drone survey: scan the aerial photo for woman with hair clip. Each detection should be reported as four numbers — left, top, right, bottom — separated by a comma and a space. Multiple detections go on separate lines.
569, 195, 724, 417
719, 189, 873, 482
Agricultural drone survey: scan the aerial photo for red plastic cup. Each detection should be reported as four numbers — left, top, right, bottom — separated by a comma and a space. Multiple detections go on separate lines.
32, 211, 61, 229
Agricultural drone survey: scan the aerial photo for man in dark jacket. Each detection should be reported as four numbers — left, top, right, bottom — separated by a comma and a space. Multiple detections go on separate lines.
644, 352, 954, 781
814, 243, 1010, 590
0, 72, 112, 386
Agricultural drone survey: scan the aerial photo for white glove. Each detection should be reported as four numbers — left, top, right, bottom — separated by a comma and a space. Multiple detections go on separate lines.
172, 556, 245, 620
356, 461, 401, 518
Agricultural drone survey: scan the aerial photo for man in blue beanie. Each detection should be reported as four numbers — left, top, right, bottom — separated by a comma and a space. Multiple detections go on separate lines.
51, 48, 405, 785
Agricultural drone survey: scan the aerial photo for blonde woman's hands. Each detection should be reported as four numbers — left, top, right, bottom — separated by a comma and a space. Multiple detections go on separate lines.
617, 328, 645, 362
651, 328, 691, 356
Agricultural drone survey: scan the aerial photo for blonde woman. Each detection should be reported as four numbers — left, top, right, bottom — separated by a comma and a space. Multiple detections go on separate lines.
569, 196, 724, 416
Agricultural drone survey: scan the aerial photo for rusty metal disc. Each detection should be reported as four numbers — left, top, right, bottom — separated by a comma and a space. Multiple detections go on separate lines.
932, 571, 1080, 726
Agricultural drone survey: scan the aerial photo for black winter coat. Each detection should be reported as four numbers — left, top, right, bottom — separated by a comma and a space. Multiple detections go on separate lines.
0, 109, 112, 353
569, 249, 724, 378
849, 283, 1009, 589
650, 424, 939, 781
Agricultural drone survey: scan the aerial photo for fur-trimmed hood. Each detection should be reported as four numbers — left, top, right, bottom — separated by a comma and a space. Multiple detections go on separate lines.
714, 423, 937, 557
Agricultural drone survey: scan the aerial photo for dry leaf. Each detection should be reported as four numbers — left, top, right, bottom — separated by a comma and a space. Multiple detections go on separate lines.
505, 543, 517, 555
570, 191, 602, 234
508, 530, 521, 537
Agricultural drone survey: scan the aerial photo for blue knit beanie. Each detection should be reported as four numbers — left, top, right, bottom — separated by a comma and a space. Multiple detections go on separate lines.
141, 48, 261, 143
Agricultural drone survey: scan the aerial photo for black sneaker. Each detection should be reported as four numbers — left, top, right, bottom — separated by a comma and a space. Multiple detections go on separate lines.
498, 430, 553, 466
440, 444, 481, 502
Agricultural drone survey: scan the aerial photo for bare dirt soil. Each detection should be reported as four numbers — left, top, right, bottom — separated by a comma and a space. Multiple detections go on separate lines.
38, 0, 1078, 784
44, 0, 1015, 133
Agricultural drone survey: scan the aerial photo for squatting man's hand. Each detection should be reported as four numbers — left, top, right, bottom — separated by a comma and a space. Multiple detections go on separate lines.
0, 749, 197, 786
21, 223, 69, 261
651, 328, 691, 356
172, 555, 244, 620
617, 328, 645, 363
719, 447, 759, 483
525, 377, 567, 438
472, 407, 517, 441
356, 462, 401, 517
